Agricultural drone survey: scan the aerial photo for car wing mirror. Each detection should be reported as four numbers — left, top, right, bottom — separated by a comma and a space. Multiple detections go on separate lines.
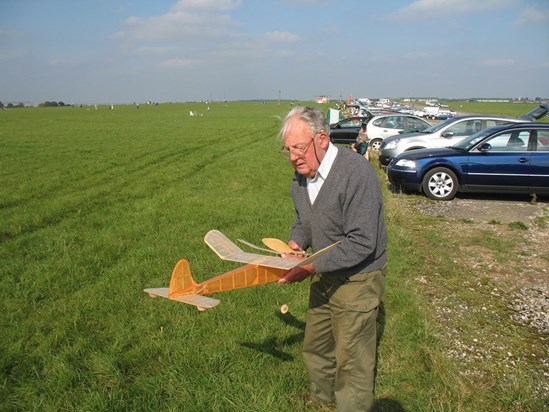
441, 131, 454, 138
478, 143, 491, 152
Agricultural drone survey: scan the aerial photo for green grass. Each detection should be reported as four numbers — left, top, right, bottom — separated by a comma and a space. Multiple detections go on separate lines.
1, 102, 548, 411
443, 100, 549, 123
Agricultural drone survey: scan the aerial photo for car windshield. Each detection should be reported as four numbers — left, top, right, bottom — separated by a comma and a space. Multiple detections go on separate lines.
450, 128, 497, 151
420, 117, 459, 133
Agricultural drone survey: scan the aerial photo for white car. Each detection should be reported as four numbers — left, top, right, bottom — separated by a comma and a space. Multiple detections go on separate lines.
366, 114, 431, 151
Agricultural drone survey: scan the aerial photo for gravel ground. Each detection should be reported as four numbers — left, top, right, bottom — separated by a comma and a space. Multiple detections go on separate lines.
411, 194, 549, 393
412, 194, 549, 333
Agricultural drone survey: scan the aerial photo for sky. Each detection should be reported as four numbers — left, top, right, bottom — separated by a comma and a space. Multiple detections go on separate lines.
1, 0, 548, 105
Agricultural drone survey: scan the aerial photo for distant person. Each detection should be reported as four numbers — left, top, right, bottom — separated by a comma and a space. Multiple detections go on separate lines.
351, 122, 371, 160
278, 106, 387, 411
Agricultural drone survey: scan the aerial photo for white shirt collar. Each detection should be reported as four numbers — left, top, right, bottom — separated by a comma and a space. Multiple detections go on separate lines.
314, 142, 337, 181
306, 143, 337, 204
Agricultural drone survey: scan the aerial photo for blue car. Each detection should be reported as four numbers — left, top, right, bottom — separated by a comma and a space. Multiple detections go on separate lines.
387, 123, 549, 201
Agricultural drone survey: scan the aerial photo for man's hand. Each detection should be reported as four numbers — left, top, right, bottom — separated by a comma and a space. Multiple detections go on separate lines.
278, 262, 315, 284
287, 240, 305, 256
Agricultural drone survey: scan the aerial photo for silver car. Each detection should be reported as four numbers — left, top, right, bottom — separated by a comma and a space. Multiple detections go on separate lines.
366, 114, 431, 151
378, 104, 549, 167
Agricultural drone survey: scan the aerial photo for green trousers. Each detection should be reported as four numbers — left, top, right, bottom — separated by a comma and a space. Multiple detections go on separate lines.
303, 266, 386, 412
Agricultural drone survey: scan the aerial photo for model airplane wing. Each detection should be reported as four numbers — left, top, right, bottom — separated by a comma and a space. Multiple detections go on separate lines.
238, 237, 309, 257
237, 238, 280, 255
204, 230, 339, 269
144, 230, 340, 311
262, 238, 297, 254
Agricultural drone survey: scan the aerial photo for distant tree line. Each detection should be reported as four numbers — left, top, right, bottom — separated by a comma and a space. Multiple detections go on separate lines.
0, 102, 26, 109
38, 101, 67, 107
0, 101, 68, 109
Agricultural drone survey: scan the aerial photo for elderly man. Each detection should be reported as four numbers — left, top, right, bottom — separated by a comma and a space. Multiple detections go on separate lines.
278, 106, 387, 412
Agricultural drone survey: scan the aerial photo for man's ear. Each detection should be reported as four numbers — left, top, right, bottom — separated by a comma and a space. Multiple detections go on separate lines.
318, 130, 330, 149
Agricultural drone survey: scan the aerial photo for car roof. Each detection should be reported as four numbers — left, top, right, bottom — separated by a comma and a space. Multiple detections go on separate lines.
466, 122, 549, 136
444, 114, 529, 122
370, 113, 424, 119
498, 122, 549, 129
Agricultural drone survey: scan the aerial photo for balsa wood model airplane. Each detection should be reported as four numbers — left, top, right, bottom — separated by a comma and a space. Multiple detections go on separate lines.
144, 230, 339, 311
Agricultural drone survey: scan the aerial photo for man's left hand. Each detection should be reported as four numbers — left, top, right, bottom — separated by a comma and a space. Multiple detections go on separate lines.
278, 263, 315, 284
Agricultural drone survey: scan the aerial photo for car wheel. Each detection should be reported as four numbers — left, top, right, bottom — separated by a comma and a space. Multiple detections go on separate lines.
422, 167, 458, 201
370, 139, 382, 151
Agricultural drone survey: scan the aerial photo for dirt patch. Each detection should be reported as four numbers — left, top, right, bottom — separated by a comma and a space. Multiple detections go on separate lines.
412, 193, 548, 225
410, 194, 549, 291
406, 193, 549, 387
409, 193, 549, 347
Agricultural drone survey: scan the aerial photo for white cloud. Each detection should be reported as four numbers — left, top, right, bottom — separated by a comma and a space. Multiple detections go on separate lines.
48, 58, 81, 66
113, 0, 243, 41
264, 31, 301, 42
172, 0, 243, 12
477, 58, 515, 67
514, 4, 549, 26
129, 46, 181, 57
158, 57, 202, 69
389, 0, 517, 20
404, 51, 432, 59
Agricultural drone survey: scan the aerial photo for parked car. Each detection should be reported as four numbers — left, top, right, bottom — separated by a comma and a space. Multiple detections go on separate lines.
433, 110, 457, 120
387, 123, 549, 201
329, 115, 373, 144
366, 114, 431, 151
379, 104, 549, 167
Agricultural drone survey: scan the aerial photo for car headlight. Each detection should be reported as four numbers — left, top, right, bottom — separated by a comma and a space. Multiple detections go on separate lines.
384, 139, 400, 149
394, 159, 416, 169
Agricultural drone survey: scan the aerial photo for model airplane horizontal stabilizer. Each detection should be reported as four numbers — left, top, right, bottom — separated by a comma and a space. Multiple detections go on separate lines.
145, 288, 220, 310
144, 230, 340, 310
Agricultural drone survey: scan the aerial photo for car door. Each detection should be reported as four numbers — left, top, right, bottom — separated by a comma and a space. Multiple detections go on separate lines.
330, 118, 363, 143
530, 129, 549, 191
465, 130, 532, 190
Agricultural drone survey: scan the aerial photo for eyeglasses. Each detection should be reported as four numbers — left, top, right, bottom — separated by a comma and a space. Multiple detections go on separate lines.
279, 134, 318, 159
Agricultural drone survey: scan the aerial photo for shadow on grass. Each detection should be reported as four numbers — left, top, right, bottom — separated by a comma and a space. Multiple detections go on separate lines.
240, 302, 387, 366
240, 302, 404, 409
377, 397, 406, 411
240, 311, 305, 361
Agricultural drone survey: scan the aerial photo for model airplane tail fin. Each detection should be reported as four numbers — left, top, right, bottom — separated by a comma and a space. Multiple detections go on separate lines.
168, 259, 198, 297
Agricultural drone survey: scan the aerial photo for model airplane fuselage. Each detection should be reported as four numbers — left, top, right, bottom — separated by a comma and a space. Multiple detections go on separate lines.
144, 230, 339, 310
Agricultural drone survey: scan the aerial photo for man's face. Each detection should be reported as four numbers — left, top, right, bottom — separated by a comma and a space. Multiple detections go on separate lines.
283, 118, 326, 178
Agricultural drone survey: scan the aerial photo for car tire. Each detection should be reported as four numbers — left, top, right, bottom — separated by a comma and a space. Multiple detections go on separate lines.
422, 167, 458, 201
370, 139, 382, 151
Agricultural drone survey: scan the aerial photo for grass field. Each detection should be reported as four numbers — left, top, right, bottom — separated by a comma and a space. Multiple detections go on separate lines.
1, 101, 547, 411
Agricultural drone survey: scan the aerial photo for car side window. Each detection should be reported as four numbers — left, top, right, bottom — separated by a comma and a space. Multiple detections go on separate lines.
373, 118, 384, 127
485, 131, 529, 151
448, 120, 479, 136
536, 131, 549, 151
506, 131, 529, 151
385, 116, 397, 128
484, 132, 513, 150
408, 118, 424, 129
342, 119, 361, 128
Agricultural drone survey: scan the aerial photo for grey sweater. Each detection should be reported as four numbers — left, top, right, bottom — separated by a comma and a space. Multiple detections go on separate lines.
290, 146, 387, 277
